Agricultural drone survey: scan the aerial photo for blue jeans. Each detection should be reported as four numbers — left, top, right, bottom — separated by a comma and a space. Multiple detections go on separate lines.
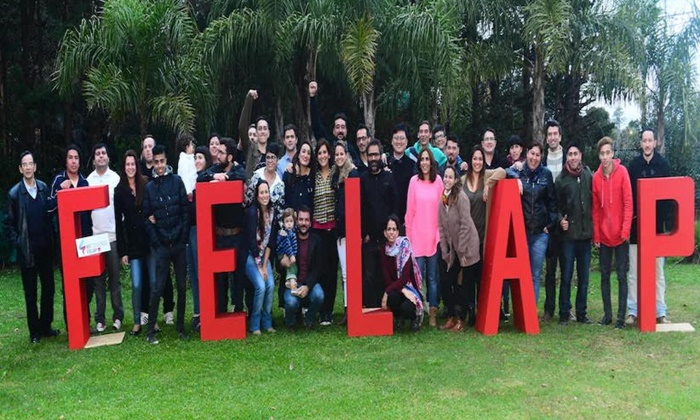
129, 258, 145, 322
527, 232, 549, 305
416, 250, 439, 308
187, 226, 200, 315
559, 239, 591, 319
245, 254, 274, 332
283, 283, 324, 327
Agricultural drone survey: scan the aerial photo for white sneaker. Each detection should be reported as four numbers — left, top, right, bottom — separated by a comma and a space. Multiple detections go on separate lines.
140, 312, 149, 326
625, 314, 636, 325
164, 312, 174, 325
96, 322, 106, 332
112, 319, 122, 331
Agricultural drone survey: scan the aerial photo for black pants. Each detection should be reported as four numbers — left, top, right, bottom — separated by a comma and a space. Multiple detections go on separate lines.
544, 234, 562, 316
316, 227, 339, 318
148, 244, 187, 333
599, 242, 629, 322
57, 245, 94, 331
20, 245, 55, 339
441, 256, 480, 320
141, 255, 173, 315
362, 241, 383, 308
387, 290, 416, 320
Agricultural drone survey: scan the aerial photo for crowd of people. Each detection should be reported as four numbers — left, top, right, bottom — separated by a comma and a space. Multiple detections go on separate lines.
6, 83, 675, 345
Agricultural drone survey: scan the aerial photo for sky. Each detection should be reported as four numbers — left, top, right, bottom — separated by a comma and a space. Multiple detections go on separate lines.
592, 0, 698, 126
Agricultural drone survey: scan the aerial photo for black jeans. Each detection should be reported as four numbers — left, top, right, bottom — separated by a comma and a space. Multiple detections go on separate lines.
544, 234, 563, 316
316, 227, 339, 318
362, 241, 383, 308
599, 242, 629, 322
148, 243, 187, 333
20, 245, 55, 339
559, 239, 592, 319
387, 290, 416, 320
440, 254, 467, 319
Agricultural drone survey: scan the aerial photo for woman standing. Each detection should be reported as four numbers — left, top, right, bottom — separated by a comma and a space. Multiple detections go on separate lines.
283, 140, 315, 211
244, 180, 277, 335
438, 166, 481, 330
380, 215, 424, 331
405, 148, 443, 327
245, 143, 286, 227
506, 142, 558, 305
312, 140, 339, 326
463, 146, 505, 317
331, 141, 358, 325
114, 150, 153, 335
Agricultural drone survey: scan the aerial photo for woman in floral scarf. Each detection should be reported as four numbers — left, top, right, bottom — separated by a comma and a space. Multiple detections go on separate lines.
380, 215, 424, 331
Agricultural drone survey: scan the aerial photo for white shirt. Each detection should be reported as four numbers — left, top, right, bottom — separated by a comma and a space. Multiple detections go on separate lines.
87, 167, 120, 241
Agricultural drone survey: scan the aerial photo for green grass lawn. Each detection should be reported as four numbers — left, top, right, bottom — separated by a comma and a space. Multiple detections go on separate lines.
1, 263, 699, 418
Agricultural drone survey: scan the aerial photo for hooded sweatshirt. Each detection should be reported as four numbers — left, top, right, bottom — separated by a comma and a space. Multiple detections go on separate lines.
592, 158, 632, 247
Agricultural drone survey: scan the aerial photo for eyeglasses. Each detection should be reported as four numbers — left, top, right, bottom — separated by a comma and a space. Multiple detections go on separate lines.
21, 162, 35, 168
265, 155, 278, 161
434, 133, 446, 139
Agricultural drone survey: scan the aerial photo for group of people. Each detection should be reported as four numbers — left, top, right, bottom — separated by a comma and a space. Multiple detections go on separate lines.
6, 82, 674, 345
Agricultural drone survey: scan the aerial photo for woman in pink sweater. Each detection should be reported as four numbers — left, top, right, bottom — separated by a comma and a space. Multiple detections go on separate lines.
405, 148, 443, 327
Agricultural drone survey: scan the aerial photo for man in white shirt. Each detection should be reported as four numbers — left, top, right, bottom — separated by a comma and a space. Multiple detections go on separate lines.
87, 143, 124, 332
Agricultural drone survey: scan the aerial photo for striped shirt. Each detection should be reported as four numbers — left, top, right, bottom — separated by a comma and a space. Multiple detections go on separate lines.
313, 171, 335, 224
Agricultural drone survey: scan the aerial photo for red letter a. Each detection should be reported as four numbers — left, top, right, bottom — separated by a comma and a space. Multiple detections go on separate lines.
476, 179, 539, 336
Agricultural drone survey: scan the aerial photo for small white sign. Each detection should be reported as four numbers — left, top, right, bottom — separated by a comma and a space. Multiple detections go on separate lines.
76, 233, 111, 258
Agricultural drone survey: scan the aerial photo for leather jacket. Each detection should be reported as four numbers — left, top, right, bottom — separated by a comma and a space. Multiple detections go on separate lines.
6, 179, 56, 267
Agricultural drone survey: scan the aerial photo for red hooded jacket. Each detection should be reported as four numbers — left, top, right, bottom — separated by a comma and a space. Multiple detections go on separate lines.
592, 158, 632, 247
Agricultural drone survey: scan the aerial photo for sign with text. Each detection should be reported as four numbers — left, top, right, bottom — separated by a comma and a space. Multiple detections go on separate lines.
76, 233, 110, 258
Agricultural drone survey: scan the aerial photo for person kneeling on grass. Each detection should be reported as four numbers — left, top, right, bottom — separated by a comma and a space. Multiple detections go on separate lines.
380, 215, 424, 332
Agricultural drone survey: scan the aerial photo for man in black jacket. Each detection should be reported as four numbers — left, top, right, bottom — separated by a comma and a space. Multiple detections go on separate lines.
142, 145, 190, 344
626, 129, 672, 325
6, 150, 59, 343
387, 124, 416, 230
361, 140, 398, 307
279, 206, 325, 328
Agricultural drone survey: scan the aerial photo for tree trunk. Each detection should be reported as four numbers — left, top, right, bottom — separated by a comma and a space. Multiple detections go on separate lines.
531, 46, 545, 145
362, 87, 376, 136
522, 50, 533, 144
656, 106, 665, 155
0, 45, 7, 156
274, 95, 283, 141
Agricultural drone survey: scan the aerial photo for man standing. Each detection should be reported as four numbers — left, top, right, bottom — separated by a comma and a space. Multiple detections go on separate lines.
387, 124, 416, 228
309, 81, 349, 143
239, 90, 269, 179
481, 128, 500, 170
50, 145, 93, 330
406, 121, 447, 167
432, 125, 447, 151
143, 145, 190, 344
361, 140, 398, 307
87, 143, 124, 332
626, 129, 672, 325
555, 143, 593, 325
354, 124, 371, 175
592, 137, 632, 329
279, 205, 325, 329
140, 135, 156, 181
6, 151, 59, 343
541, 119, 567, 322
277, 124, 298, 178
439, 134, 468, 177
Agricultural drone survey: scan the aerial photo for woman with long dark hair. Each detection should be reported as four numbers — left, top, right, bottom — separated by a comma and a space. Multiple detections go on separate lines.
114, 150, 152, 335
283, 140, 315, 211
244, 180, 278, 335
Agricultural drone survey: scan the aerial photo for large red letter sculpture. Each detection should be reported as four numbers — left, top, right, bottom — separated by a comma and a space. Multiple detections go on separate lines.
58, 185, 109, 350
196, 181, 247, 340
345, 178, 393, 337
476, 179, 539, 335
637, 177, 695, 332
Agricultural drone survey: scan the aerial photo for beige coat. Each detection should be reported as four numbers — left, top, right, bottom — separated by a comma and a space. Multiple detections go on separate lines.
438, 190, 481, 270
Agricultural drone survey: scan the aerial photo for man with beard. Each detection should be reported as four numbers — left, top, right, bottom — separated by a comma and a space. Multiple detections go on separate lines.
277, 124, 298, 178
438, 134, 468, 177
239, 89, 270, 179
626, 129, 672, 325
387, 124, 416, 229
353, 124, 371, 175
361, 140, 398, 307
197, 138, 248, 314
143, 145, 189, 344
309, 81, 359, 160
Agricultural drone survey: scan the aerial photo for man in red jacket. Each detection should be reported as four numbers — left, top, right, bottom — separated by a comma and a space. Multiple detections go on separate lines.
592, 137, 633, 329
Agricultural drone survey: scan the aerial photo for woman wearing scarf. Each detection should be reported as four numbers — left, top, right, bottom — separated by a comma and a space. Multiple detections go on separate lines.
380, 215, 424, 331
438, 166, 482, 331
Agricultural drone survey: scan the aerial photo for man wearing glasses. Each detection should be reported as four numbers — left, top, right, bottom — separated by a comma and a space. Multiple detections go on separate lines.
6, 151, 59, 343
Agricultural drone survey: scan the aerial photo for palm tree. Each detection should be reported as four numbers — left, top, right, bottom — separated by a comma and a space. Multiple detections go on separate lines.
53, 0, 214, 135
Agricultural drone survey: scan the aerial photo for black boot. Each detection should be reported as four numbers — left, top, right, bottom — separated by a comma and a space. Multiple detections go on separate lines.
467, 306, 476, 327
339, 308, 348, 326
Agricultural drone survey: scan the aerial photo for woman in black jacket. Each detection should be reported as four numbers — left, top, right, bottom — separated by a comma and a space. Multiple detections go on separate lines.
114, 150, 151, 335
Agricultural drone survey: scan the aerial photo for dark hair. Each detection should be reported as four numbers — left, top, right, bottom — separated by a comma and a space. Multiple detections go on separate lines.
565, 142, 582, 155
445, 134, 459, 147
432, 124, 445, 135
92, 142, 108, 158
641, 128, 655, 138
119, 150, 147, 206
265, 142, 281, 158
356, 123, 371, 139
282, 124, 298, 139
282, 207, 296, 222
392, 123, 410, 138
220, 137, 236, 162
194, 146, 212, 168
152, 144, 166, 158
315, 139, 332, 169
384, 214, 401, 230
443, 165, 463, 204
508, 135, 524, 148
297, 204, 312, 220
417, 120, 431, 131
333, 113, 348, 125
177, 133, 195, 154
254, 179, 271, 239
466, 145, 486, 181
208, 134, 220, 145
19, 150, 33, 165
483, 127, 496, 138
417, 147, 438, 182
545, 119, 561, 136
288, 140, 316, 187
597, 136, 614, 153
526, 141, 544, 155
367, 139, 383, 155
65, 144, 81, 168
255, 116, 269, 128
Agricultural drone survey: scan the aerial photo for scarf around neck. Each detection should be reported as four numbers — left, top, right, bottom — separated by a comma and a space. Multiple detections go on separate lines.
385, 236, 424, 313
